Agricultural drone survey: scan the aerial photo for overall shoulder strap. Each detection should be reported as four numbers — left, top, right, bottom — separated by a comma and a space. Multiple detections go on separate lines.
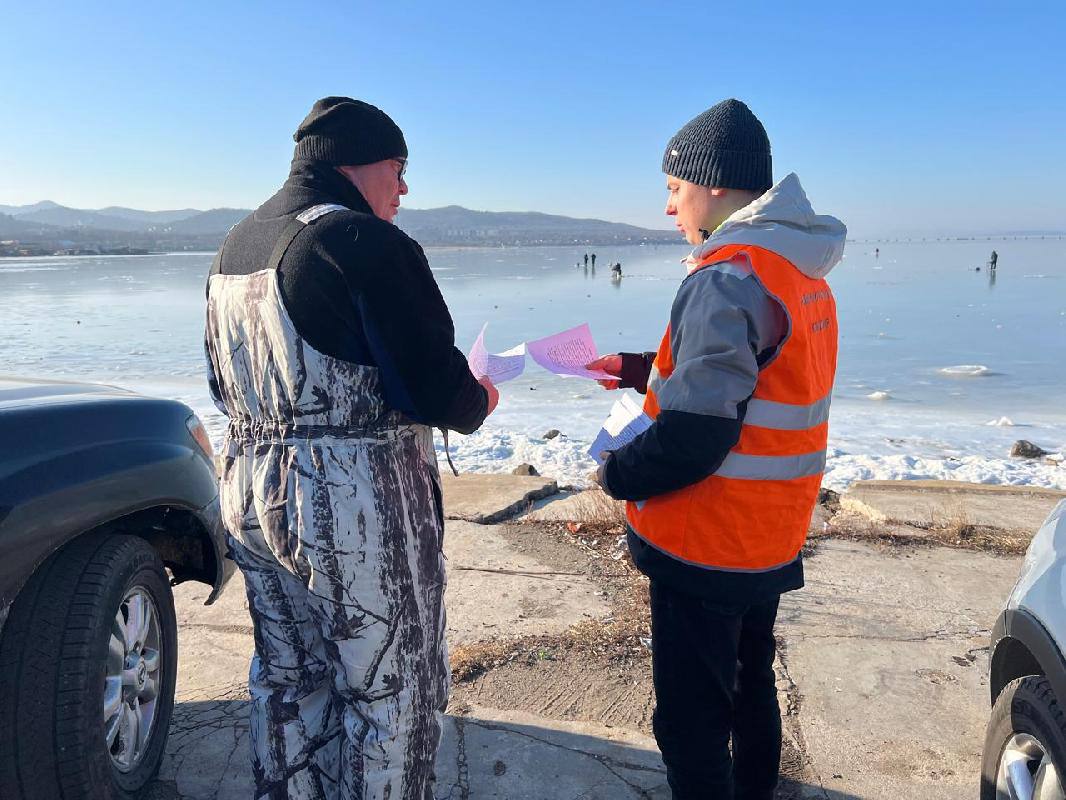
266, 203, 348, 272
205, 226, 232, 297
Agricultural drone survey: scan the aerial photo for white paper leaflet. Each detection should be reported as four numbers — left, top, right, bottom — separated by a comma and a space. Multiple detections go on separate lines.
588, 393, 653, 465
467, 323, 527, 383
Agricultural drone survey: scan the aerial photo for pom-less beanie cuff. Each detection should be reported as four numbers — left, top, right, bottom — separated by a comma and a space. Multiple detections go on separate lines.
294, 133, 405, 166
661, 146, 772, 193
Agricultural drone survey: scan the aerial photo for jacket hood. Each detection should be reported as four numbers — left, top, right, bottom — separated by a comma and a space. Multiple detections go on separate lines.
691, 172, 846, 279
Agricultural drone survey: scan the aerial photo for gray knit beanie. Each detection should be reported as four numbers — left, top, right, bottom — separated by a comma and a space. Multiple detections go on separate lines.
293, 96, 407, 166
662, 99, 772, 192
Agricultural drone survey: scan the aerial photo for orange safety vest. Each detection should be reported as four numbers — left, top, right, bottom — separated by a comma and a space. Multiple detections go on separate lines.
627, 243, 838, 572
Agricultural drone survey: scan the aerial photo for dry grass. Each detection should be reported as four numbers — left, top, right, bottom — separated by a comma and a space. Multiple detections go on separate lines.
815, 509, 1032, 556
449, 509, 651, 685
558, 489, 628, 531
917, 523, 1031, 555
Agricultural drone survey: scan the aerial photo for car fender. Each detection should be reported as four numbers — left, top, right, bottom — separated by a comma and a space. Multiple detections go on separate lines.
0, 438, 222, 625
991, 607, 1066, 707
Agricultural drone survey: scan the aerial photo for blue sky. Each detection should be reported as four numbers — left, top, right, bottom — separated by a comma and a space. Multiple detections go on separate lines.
1, 1, 1063, 236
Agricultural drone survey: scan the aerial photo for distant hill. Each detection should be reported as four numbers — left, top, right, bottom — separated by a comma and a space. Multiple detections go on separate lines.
0, 200, 676, 249
0, 212, 66, 238
0, 213, 32, 236
394, 205, 674, 245
0, 201, 243, 233
159, 208, 250, 235
0, 200, 65, 217
97, 206, 201, 225
9, 203, 157, 231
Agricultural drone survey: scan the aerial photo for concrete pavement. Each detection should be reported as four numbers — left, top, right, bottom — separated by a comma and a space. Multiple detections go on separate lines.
151, 477, 1042, 798
777, 538, 1020, 799
440, 473, 559, 524
154, 490, 643, 799
840, 479, 1066, 532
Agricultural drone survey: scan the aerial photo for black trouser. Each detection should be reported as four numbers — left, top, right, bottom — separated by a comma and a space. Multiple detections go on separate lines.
649, 581, 782, 800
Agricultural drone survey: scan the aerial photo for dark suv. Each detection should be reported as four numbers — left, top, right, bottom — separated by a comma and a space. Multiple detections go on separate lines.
0, 377, 232, 800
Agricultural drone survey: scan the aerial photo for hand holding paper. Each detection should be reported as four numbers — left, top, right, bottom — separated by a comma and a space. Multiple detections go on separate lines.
478, 376, 499, 415
585, 354, 622, 390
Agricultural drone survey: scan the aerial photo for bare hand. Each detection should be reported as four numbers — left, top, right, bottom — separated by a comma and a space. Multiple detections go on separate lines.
478, 376, 500, 416
592, 452, 614, 494
585, 354, 622, 390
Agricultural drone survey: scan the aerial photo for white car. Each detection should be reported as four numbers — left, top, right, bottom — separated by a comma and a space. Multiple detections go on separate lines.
983, 499, 1066, 799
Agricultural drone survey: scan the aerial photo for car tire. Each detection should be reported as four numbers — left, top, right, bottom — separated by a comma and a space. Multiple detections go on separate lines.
981, 675, 1066, 799
0, 534, 177, 800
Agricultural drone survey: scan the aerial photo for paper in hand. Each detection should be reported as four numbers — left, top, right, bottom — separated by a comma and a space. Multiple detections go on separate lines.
468, 323, 526, 383
588, 393, 653, 465
525, 323, 615, 380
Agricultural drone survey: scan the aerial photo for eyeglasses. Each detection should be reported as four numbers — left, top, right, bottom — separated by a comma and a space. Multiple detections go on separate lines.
395, 158, 408, 181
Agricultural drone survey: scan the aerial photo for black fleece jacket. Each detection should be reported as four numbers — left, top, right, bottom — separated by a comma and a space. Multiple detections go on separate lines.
211, 159, 487, 434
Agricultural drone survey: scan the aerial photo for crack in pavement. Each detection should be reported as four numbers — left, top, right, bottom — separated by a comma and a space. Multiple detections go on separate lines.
788, 580, 1001, 617
213, 716, 245, 798
450, 565, 588, 580
178, 622, 255, 635
174, 678, 248, 699
166, 702, 249, 753
567, 779, 614, 799
789, 628, 990, 645
775, 638, 829, 800
464, 718, 664, 798
437, 716, 470, 800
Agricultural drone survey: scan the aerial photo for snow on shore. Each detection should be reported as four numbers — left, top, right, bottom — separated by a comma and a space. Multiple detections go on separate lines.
821, 450, 1065, 492
187, 394, 1066, 493
433, 425, 1065, 492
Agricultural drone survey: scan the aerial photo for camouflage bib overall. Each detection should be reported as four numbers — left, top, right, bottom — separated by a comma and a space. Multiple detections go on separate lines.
204, 205, 448, 800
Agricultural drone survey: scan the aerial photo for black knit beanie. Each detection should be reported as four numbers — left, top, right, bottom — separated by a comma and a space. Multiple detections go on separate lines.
293, 96, 408, 166
662, 99, 772, 192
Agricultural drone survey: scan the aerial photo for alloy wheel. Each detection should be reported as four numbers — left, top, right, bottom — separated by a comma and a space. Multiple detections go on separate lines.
998, 733, 1066, 800
103, 587, 162, 772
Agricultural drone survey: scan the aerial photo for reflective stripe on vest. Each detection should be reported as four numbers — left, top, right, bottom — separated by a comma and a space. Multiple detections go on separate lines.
647, 364, 663, 396
744, 394, 832, 431
626, 243, 838, 572
715, 449, 827, 480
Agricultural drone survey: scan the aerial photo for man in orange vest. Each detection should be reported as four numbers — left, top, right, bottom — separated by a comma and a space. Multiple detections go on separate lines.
589, 99, 845, 799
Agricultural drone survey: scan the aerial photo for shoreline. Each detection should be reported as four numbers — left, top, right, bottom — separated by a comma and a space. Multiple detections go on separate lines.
421, 420, 1066, 494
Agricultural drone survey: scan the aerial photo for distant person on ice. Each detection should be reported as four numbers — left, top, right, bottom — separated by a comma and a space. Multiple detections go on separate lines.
587, 98, 845, 800
611, 262, 623, 277
584, 252, 589, 267
591, 252, 597, 268
990, 249, 998, 270
204, 96, 497, 799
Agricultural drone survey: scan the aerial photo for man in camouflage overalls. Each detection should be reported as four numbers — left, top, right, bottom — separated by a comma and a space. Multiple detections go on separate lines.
205, 97, 497, 799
